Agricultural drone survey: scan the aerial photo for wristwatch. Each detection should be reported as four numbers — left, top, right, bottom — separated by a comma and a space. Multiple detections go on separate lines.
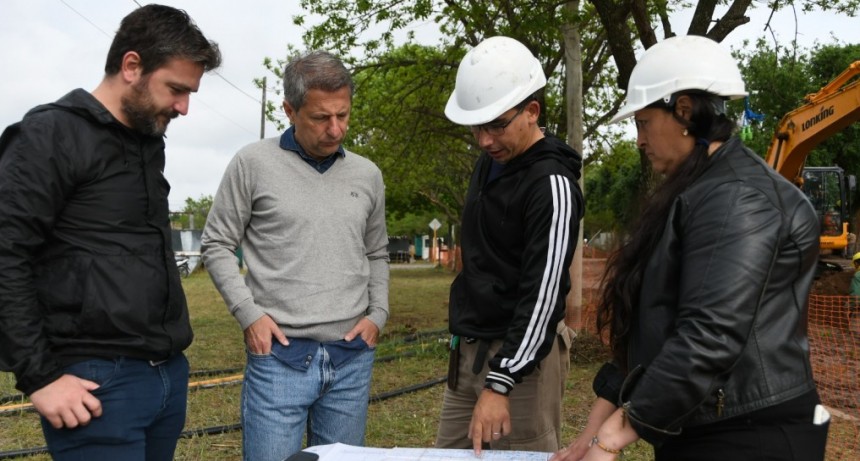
484, 381, 511, 396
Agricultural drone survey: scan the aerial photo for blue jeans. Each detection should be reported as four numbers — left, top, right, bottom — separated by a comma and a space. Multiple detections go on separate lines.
41, 354, 189, 461
241, 340, 375, 461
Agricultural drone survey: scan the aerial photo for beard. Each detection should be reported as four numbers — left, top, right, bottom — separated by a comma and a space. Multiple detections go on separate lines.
121, 77, 178, 137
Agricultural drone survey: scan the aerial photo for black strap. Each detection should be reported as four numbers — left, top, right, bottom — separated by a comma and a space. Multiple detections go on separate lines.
471, 339, 491, 375
447, 340, 460, 390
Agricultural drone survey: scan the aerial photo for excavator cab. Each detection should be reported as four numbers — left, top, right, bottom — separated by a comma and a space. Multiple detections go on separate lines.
800, 166, 856, 252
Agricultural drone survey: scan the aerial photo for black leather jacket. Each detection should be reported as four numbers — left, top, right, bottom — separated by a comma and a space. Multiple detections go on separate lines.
0, 90, 191, 395
594, 137, 819, 445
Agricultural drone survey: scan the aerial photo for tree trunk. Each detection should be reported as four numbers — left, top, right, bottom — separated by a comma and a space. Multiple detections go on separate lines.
563, 0, 585, 331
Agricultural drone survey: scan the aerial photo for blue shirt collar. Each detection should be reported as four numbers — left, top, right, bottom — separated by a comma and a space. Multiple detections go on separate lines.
279, 126, 345, 174
279, 125, 346, 160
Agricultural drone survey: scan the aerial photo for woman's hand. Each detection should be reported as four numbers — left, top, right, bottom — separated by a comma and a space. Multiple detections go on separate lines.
550, 433, 592, 461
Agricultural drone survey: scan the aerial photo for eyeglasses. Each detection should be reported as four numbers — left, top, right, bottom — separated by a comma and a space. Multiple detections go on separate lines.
470, 105, 526, 137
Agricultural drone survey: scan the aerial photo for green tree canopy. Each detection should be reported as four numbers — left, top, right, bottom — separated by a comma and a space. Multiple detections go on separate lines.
172, 195, 213, 230
583, 139, 643, 242
258, 0, 859, 231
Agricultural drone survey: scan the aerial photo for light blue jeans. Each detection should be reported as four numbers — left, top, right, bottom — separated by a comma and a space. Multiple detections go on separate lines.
241, 341, 375, 461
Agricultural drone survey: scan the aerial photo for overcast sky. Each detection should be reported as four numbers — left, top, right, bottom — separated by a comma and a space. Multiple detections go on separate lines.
1, 1, 857, 210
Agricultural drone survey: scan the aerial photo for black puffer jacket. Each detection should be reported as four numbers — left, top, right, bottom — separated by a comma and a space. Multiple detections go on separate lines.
0, 89, 191, 395
594, 137, 819, 445
450, 134, 584, 390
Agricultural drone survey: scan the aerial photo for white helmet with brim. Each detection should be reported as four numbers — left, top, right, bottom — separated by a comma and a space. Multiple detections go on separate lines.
610, 35, 747, 124
445, 36, 547, 126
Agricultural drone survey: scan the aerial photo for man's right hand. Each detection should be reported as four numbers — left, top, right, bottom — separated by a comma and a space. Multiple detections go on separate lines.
244, 314, 288, 354
29, 374, 102, 429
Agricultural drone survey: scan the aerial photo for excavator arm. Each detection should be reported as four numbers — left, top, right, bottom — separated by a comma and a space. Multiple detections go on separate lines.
765, 61, 860, 185
764, 61, 860, 256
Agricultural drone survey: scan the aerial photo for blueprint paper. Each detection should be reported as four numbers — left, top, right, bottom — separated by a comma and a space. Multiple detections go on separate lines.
387, 447, 551, 460
303, 442, 389, 460
302, 443, 551, 461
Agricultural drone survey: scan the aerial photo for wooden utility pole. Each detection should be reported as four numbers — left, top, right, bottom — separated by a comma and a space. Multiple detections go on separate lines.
563, 0, 585, 331
260, 76, 267, 139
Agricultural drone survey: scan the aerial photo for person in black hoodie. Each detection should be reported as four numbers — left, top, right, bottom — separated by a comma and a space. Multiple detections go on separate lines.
0, 5, 220, 460
435, 36, 584, 456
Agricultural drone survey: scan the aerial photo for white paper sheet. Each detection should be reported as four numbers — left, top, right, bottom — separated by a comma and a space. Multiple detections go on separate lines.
302, 443, 552, 461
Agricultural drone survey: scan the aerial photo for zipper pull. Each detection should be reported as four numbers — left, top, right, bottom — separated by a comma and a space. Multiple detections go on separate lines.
621, 401, 631, 428
716, 389, 725, 418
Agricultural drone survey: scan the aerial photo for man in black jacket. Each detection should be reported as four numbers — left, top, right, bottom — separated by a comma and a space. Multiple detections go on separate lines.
435, 36, 584, 456
0, 5, 220, 460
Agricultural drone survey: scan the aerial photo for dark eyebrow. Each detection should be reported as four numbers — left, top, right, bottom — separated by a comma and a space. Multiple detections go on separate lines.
171, 83, 195, 93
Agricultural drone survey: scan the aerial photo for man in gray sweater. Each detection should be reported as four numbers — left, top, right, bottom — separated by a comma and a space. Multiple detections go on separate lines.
201, 51, 389, 461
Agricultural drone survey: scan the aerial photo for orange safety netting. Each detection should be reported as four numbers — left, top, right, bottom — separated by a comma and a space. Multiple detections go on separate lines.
808, 294, 859, 460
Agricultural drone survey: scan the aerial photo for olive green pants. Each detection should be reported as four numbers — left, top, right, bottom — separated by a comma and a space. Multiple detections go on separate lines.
435, 322, 574, 451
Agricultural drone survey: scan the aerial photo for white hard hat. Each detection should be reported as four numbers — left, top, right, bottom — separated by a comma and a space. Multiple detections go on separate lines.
609, 35, 747, 124
445, 36, 546, 125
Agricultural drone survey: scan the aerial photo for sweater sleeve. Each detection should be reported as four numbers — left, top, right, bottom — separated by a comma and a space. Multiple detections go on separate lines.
201, 153, 265, 330
486, 174, 583, 391
0, 116, 71, 394
363, 168, 390, 331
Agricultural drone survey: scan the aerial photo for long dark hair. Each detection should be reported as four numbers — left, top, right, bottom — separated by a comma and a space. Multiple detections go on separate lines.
597, 91, 737, 371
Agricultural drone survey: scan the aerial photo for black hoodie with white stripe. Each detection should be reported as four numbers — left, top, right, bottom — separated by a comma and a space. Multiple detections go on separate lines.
449, 134, 584, 391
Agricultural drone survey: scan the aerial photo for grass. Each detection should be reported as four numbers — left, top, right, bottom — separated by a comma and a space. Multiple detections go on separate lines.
1, 266, 856, 460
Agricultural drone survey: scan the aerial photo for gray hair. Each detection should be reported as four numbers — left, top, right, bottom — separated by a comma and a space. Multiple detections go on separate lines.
283, 51, 354, 111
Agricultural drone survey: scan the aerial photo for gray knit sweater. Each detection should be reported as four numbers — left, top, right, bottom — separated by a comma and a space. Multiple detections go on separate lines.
201, 137, 389, 342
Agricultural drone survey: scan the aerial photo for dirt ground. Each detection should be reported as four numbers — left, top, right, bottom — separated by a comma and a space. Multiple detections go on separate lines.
813, 268, 855, 295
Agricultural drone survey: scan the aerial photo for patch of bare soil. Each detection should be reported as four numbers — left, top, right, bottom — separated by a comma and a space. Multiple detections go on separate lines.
812, 269, 854, 295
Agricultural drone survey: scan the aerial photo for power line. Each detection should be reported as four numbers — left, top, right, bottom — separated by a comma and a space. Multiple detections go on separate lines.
58, 0, 111, 37
54, 0, 263, 138
213, 70, 261, 104
191, 95, 259, 138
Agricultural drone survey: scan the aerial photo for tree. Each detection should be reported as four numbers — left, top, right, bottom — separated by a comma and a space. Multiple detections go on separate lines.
583, 0, 859, 237
583, 140, 643, 239
589, 0, 858, 91
172, 195, 213, 230
263, 0, 626, 224
737, 41, 860, 211
387, 210, 451, 239
261, 0, 859, 231
350, 44, 470, 224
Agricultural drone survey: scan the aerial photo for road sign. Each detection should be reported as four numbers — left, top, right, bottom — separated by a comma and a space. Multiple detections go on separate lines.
429, 218, 441, 231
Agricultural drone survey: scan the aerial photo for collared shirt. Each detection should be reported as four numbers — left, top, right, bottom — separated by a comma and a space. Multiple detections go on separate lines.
268, 337, 370, 372
279, 125, 345, 174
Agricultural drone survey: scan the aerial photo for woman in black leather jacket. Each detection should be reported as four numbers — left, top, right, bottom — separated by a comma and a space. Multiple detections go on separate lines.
552, 36, 828, 461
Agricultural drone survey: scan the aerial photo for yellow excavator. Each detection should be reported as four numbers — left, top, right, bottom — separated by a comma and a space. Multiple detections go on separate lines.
765, 60, 860, 255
